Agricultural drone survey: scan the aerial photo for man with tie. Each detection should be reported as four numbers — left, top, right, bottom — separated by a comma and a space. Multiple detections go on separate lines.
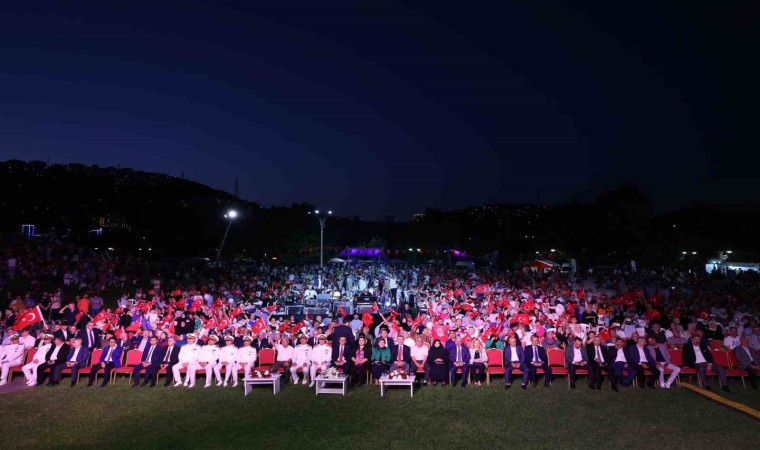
86, 337, 123, 387
586, 336, 608, 390
389, 335, 411, 373
159, 336, 180, 387
564, 337, 588, 389
132, 336, 163, 387
51, 338, 89, 387
448, 336, 470, 388
503, 336, 527, 389
77, 321, 101, 351
525, 335, 552, 388
628, 337, 658, 389
683, 335, 730, 392
733, 336, 758, 389
36, 336, 69, 386
331, 335, 352, 373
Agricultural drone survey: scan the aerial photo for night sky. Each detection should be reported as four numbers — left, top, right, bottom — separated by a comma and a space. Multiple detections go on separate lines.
1, 1, 758, 218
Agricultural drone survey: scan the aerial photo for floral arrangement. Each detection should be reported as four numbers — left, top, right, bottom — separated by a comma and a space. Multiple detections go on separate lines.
323, 367, 341, 378
251, 370, 272, 378
388, 370, 407, 380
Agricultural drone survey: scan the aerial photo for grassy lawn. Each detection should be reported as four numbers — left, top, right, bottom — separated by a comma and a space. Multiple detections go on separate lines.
2, 379, 758, 450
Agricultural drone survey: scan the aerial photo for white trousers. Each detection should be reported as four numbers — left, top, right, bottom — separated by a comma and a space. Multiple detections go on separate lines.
230, 361, 256, 383
290, 362, 311, 381
215, 362, 236, 383
658, 363, 681, 386
1, 361, 21, 382
173, 362, 198, 385
198, 362, 218, 385
310, 362, 329, 380
22, 361, 44, 382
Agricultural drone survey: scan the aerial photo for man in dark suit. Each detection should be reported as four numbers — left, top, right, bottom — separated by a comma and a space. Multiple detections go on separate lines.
330, 321, 355, 350
734, 336, 758, 389
389, 335, 412, 373
503, 335, 528, 389
36, 337, 70, 386
251, 332, 271, 351
331, 335, 354, 374
525, 335, 552, 387
564, 337, 589, 389
51, 338, 89, 386
86, 337, 123, 387
448, 336, 471, 388
586, 336, 609, 390
684, 335, 729, 392
132, 336, 165, 387
159, 336, 180, 387
77, 321, 101, 351
627, 337, 658, 388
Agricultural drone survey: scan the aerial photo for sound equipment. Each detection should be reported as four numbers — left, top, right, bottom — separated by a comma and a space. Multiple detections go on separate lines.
285, 305, 303, 316
304, 307, 328, 316
356, 304, 375, 314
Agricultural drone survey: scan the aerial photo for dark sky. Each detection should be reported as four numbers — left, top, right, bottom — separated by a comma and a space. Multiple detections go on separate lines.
1, 1, 758, 218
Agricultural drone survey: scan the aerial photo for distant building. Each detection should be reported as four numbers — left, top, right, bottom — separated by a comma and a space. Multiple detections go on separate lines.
98, 215, 132, 232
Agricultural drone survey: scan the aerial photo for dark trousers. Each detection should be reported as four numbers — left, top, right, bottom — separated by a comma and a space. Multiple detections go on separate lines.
88, 362, 115, 386
526, 362, 552, 384
567, 363, 587, 385
470, 363, 486, 382
370, 362, 389, 379
449, 363, 469, 385
132, 363, 159, 385
52, 363, 81, 385
36, 362, 54, 385
505, 363, 528, 385
161, 363, 176, 386
270, 361, 292, 383
351, 361, 370, 384
588, 362, 605, 387
635, 364, 659, 387
745, 367, 757, 388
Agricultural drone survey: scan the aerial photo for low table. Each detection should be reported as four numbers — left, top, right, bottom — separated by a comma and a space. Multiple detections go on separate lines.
379, 375, 414, 397
243, 374, 281, 396
315, 375, 349, 396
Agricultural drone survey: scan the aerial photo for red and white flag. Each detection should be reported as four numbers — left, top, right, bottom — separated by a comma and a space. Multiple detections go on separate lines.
14, 306, 44, 331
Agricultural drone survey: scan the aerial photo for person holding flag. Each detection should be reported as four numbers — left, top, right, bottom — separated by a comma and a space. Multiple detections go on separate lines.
13, 305, 45, 331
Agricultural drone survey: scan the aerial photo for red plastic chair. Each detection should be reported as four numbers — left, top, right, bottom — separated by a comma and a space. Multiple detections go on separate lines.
112, 350, 144, 384
76, 348, 103, 383
485, 349, 504, 385
547, 348, 568, 387
713, 349, 746, 388
9, 348, 36, 383
708, 340, 723, 351
255, 348, 276, 371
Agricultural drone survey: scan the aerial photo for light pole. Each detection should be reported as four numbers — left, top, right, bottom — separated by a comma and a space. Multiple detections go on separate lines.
216, 209, 238, 260
309, 210, 332, 267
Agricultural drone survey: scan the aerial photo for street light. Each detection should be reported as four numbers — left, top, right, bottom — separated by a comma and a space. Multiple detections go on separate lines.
309, 210, 332, 267
216, 209, 238, 259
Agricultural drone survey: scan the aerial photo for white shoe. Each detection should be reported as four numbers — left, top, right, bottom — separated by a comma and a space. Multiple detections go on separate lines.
0, 381, 7, 386
302, 378, 308, 385
222, 381, 228, 387
187, 384, 195, 388
204, 384, 212, 388
27, 381, 36, 387
174, 382, 183, 387
216, 381, 222, 387
309, 381, 315, 388
292, 378, 298, 384
232, 383, 238, 388
663, 382, 671, 389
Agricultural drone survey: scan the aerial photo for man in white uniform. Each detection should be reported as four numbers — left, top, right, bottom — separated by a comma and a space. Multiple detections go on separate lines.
290, 334, 312, 385
215, 336, 238, 387
0, 335, 26, 385
197, 334, 221, 388
231, 336, 257, 387
309, 335, 332, 387
173, 334, 200, 388
22, 334, 53, 386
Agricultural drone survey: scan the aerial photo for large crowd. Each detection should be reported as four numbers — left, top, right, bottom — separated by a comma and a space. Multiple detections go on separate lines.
1, 237, 759, 393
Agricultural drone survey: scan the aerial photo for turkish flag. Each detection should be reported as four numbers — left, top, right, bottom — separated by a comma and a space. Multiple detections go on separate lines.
13, 306, 44, 330
362, 312, 373, 328
516, 314, 531, 325
338, 307, 348, 318
290, 320, 305, 334
252, 318, 267, 334
231, 305, 244, 318
473, 284, 490, 295
371, 302, 379, 313
216, 318, 230, 332
92, 310, 109, 324
202, 318, 218, 330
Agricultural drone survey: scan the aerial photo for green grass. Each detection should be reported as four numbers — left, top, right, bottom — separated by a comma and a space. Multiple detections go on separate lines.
1, 379, 758, 450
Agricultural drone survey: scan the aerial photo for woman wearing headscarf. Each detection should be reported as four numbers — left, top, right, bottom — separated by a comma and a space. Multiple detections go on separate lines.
370, 338, 391, 384
427, 339, 450, 386
350, 335, 372, 386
